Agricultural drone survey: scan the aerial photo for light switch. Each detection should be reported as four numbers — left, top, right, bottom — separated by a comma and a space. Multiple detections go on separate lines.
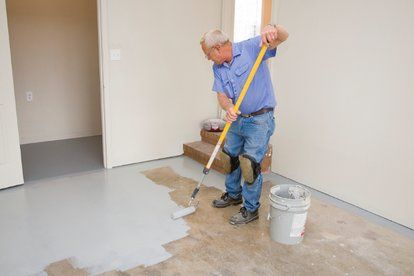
110, 49, 121, 61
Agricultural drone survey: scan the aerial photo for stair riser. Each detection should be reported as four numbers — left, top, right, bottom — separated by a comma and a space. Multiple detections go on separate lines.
200, 130, 223, 146
183, 142, 272, 174
183, 144, 227, 174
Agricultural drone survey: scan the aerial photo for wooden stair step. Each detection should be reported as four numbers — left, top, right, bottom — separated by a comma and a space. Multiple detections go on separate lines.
183, 141, 227, 174
200, 129, 224, 146
183, 140, 273, 174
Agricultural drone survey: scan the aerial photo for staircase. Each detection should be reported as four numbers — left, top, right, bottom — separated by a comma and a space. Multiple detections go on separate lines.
183, 129, 272, 174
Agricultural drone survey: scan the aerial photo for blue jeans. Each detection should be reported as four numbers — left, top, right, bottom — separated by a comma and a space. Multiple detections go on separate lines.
223, 111, 275, 212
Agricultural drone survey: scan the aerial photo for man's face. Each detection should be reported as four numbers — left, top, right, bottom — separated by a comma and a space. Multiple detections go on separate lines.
201, 42, 224, 65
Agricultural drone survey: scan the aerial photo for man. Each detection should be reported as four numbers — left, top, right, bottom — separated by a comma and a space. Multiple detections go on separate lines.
200, 24, 289, 225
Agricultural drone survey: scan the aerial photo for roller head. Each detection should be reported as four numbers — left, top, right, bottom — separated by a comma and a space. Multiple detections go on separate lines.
171, 206, 196, 220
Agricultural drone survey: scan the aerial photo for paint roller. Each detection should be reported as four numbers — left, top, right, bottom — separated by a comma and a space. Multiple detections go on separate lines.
171, 44, 269, 220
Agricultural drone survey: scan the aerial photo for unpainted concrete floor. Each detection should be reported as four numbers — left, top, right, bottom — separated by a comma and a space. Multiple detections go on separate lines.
1, 156, 413, 275
126, 166, 414, 275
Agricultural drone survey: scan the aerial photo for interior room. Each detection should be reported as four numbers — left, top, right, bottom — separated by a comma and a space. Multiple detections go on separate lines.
0, 0, 413, 275
6, 0, 103, 182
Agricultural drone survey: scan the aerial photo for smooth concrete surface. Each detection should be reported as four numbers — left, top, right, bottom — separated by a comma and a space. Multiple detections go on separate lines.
0, 159, 193, 275
1, 156, 412, 275
20, 134, 412, 239
20, 136, 104, 182
145, 156, 414, 239
125, 167, 414, 275
263, 173, 414, 240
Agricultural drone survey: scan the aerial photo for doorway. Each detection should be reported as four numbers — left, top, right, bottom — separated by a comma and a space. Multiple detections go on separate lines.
6, 0, 104, 182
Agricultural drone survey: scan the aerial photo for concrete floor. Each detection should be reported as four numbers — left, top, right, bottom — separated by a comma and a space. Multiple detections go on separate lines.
128, 166, 414, 275
20, 136, 104, 182
19, 136, 414, 239
1, 157, 195, 275
1, 139, 413, 275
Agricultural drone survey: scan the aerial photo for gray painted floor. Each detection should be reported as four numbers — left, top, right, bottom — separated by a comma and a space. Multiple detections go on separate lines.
19, 135, 414, 239
1, 157, 192, 275
3, 138, 411, 275
20, 135, 104, 182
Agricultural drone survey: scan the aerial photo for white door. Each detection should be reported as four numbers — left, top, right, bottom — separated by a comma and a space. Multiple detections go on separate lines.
0, 0, 24, 189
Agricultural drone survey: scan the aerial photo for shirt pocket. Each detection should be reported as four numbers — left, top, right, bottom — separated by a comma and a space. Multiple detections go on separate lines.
235, 63, 249, 77
221, 74, 234, 98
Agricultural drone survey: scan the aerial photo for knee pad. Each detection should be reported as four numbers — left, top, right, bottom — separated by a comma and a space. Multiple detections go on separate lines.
220, 149, 240, 174
239, 154, 261, 184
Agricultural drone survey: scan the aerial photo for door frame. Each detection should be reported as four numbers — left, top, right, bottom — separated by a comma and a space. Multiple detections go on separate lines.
3, 0, 113, 183
0, 0, 24, 189
97, 0, 112, 169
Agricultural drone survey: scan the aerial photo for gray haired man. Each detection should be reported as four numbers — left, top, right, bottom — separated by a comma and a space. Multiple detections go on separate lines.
200, 24, 289, 225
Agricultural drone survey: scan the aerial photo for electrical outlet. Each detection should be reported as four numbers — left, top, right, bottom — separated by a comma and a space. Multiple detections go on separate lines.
26, 91, 33, 102
110, 49, 121, 61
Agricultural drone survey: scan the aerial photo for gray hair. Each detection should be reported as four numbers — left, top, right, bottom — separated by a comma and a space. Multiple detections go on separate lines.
200, 29, 230, 48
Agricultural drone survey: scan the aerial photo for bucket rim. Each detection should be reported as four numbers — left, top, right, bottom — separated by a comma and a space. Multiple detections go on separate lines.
269, 184, 311, 202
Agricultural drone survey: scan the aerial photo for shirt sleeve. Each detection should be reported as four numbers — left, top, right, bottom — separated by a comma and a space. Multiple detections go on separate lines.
244, 36, 277, 61
212, 67, 225, 93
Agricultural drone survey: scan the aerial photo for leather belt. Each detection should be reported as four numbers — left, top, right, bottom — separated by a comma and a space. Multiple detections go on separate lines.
240, 107, 274, 118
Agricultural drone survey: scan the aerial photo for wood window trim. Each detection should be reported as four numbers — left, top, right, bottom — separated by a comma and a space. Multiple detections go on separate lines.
261, 0, 272, 29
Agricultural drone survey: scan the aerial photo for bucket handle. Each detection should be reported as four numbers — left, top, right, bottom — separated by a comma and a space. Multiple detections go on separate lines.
267, 212, 286, 220
269, 194, 290, 211
271, 203, 289, 211
268, 203, 290, 221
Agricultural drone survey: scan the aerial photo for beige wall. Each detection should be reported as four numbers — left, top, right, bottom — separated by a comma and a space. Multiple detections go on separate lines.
271, 0, 414, 228
100, 0, 221, 167
6, 0, 101, 144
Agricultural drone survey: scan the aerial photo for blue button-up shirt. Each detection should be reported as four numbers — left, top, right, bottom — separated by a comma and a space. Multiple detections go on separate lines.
212, 36, 277, 114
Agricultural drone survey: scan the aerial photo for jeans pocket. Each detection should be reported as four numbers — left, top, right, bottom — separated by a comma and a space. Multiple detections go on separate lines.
250, 113, 268, 125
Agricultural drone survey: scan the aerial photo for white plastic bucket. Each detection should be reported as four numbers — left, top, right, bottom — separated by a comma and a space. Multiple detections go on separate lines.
268, 184, 311, 245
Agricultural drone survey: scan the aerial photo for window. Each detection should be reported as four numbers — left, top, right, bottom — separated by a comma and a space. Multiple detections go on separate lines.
233, 0, 263, 42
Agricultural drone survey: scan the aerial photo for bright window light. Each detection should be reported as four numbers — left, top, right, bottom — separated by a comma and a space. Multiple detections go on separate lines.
234, 0, 262, 42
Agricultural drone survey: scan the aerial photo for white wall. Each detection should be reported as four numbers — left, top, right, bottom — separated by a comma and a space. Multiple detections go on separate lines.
101, 0, 221, 167
0, 0, 24, 188
6, 0, 101, 144
271, 0, 414, 228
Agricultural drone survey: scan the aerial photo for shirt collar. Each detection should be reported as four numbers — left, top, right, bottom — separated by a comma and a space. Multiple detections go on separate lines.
222, 42, 242, 68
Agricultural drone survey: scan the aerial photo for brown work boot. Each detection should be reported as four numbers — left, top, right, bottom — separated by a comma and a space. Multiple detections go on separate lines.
229, 207, 259, 225
212, 192, 242, 208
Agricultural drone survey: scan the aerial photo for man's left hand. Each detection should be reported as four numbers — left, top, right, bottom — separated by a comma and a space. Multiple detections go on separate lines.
261, 24, 278, 49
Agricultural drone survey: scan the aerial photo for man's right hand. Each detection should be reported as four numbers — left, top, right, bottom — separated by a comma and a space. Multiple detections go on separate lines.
225, 106, 240, 122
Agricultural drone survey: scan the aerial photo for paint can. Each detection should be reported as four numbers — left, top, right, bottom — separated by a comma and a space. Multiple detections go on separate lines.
268, 184, 311, 245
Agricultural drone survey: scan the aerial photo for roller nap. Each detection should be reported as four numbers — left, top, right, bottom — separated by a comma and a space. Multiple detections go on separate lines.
171, 206, 196, 220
